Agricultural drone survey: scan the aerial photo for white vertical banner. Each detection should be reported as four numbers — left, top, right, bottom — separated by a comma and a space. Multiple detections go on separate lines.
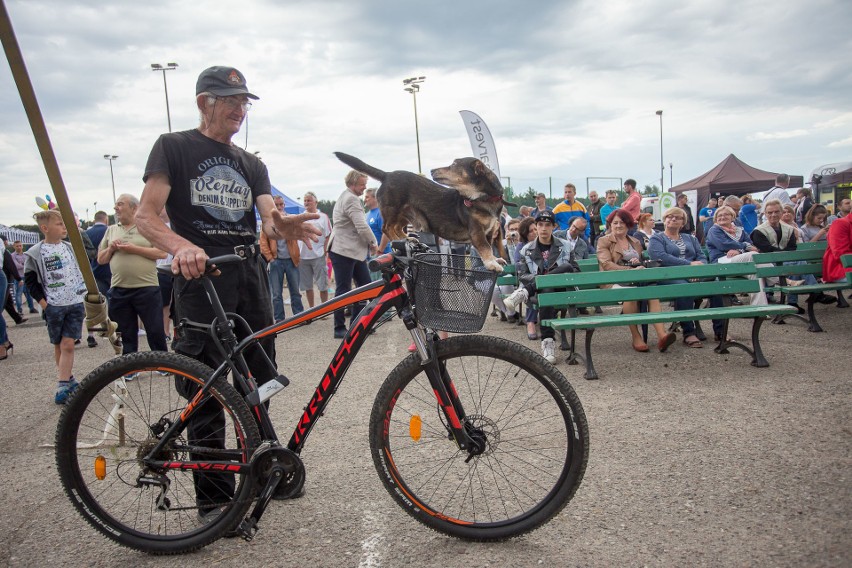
459, 110, 501, 178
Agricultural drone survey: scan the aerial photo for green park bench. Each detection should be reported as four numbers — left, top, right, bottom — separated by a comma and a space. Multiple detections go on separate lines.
535, 263, 797, 380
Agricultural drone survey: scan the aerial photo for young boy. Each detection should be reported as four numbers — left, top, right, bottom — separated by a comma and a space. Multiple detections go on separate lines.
24, 210, 87, 404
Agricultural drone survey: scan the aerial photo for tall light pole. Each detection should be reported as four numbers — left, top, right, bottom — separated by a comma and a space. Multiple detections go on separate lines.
655, 110, 664, 192
403, 76, 426, 174
103, 155, 118, 203
151, 62, 178, 132
669, 162, 673, 188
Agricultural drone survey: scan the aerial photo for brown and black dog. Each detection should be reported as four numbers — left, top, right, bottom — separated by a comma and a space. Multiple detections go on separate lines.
334, 152, 516, 271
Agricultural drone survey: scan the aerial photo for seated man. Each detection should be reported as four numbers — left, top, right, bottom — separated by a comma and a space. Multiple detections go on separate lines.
553, 217, 590, 259
503, 211, 578, 363
750, 199, 830, 309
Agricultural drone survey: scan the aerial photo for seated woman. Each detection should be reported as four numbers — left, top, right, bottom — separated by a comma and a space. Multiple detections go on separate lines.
781, 205, 803, 242
705, 206, 759, 263
800, 204, 829, 243
635, 212, 657, 250
596, 209, 676, 353
703, 205, 771, 307
648, 207, 726, 348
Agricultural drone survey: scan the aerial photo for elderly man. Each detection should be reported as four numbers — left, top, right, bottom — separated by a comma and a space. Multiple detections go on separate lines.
135, 66, 320, 513
260, 194, 304, 320
750, 199, 826, 309
554, 217, 590, 259
97, 194, 168, 355
299, 191, 333, 305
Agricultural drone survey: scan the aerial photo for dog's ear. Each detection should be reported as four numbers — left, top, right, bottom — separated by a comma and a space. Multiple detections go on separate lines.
473, 160, 504, 194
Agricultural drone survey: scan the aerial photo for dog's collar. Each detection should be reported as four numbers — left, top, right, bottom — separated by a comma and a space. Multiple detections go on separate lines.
464, 194, 503, 207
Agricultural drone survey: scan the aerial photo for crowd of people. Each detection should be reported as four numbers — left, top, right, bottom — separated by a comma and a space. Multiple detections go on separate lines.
494, 174, 852, 359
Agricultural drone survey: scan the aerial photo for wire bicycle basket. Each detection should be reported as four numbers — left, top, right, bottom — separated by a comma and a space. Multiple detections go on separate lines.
410, 253, 498, 333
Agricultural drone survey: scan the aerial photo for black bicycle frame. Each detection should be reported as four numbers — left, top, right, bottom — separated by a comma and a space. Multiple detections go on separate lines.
149, 262, 476, 474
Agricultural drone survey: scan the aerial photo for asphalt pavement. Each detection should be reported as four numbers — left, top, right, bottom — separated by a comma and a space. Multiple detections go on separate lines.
0, 296, 849, 567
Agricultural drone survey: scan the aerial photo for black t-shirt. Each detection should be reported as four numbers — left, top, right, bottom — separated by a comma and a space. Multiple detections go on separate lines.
536, 240, 551, 268
143, 129, 271, 248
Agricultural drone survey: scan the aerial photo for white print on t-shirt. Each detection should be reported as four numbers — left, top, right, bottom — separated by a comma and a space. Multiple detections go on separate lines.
190, 162, 253, 223
41, 243, 85, 306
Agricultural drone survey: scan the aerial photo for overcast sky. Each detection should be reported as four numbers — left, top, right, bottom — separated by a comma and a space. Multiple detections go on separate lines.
2, 0, 851, 226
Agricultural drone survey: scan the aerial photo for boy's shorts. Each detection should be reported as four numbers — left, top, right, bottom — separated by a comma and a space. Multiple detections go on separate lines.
45, 303, 85, 345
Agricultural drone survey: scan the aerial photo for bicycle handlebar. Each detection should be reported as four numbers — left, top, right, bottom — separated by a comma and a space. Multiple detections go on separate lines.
368, 253, 395, 272
156, 254, 244, 277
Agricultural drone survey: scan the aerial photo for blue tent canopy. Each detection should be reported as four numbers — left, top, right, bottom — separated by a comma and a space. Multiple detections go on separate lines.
255, 186, 304, 223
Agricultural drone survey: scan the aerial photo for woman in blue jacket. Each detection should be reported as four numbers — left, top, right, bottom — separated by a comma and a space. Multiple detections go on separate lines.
738, 195, 759, 235
648, 207, 725, 348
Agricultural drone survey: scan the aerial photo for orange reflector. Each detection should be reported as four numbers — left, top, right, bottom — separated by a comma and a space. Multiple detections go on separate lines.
409, 415, 422, 441
94, 454, 106, 480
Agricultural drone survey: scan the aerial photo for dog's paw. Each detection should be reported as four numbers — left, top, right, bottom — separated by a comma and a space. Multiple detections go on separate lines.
483, 259, 504, 273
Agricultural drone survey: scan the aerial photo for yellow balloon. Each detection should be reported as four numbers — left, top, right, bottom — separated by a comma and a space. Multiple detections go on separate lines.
35, 196, 48, 210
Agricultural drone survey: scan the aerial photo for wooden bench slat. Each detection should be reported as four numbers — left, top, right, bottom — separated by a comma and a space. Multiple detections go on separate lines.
535, 262, 756, 288
752, 249, 824, 264
538, 279, 759, 308
543, 305, 796, 330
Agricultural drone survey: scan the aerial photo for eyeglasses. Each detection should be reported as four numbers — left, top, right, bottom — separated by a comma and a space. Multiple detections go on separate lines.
216, 96, 252, 112
664, 215, 684, 221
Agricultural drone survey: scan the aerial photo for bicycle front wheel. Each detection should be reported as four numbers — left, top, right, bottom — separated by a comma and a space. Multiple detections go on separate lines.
56, 351, 260, 554
370, 335, 588, 540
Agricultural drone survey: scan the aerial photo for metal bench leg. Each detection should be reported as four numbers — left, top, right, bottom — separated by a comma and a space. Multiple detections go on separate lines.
837, 291, 849, 308
750, 317, 770, 367
559, 329, 570, 351
583, 329, 599, 380
806, 296, 824, 333
565, 329, 582, 366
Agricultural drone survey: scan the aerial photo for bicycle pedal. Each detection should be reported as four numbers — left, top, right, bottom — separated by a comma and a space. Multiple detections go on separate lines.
237, 518, 258, 542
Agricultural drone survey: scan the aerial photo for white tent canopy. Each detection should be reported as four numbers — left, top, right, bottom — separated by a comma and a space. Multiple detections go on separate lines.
1, 223, 40, 245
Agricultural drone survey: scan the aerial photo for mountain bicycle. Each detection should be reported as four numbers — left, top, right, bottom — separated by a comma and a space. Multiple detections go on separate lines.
55, 239, 588, 554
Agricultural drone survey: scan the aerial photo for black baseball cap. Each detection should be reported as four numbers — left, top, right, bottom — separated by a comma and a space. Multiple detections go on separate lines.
196, 66, 259, 99
536, 211, 556, 225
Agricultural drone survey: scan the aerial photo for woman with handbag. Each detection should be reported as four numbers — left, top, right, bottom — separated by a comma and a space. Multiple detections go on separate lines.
597, 209, 675, 353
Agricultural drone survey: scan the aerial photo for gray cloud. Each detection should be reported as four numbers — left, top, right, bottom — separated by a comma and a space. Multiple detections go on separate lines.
1, 0, 850, 225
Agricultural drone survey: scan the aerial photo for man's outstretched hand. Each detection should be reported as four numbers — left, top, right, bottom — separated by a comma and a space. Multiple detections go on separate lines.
268, 209, 322, 248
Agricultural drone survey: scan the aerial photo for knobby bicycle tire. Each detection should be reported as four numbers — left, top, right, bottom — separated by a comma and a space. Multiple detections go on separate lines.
55, 351, 261, 554
369, 335, 588, 540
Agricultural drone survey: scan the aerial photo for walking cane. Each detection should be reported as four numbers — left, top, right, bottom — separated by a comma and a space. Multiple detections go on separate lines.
1, 0, 120, 353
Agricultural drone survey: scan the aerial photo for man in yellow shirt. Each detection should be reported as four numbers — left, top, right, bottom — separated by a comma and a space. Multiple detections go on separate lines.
97, 194, 168, 356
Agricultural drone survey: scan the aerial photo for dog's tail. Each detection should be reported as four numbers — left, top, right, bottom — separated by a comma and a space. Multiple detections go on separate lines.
334, 152, 387, 182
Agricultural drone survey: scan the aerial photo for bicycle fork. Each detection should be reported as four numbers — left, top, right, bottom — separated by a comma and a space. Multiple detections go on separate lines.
404, 313, 477, 454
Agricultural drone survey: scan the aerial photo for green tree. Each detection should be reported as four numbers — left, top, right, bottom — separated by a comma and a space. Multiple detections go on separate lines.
643, 184, 660, 196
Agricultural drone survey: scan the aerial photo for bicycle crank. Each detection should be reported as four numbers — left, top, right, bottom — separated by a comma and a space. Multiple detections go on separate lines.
236, 443, 305, 540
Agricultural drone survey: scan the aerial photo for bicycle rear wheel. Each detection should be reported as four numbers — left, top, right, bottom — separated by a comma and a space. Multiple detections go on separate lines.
369, 335, 588, 540
56, 351, 260, 554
